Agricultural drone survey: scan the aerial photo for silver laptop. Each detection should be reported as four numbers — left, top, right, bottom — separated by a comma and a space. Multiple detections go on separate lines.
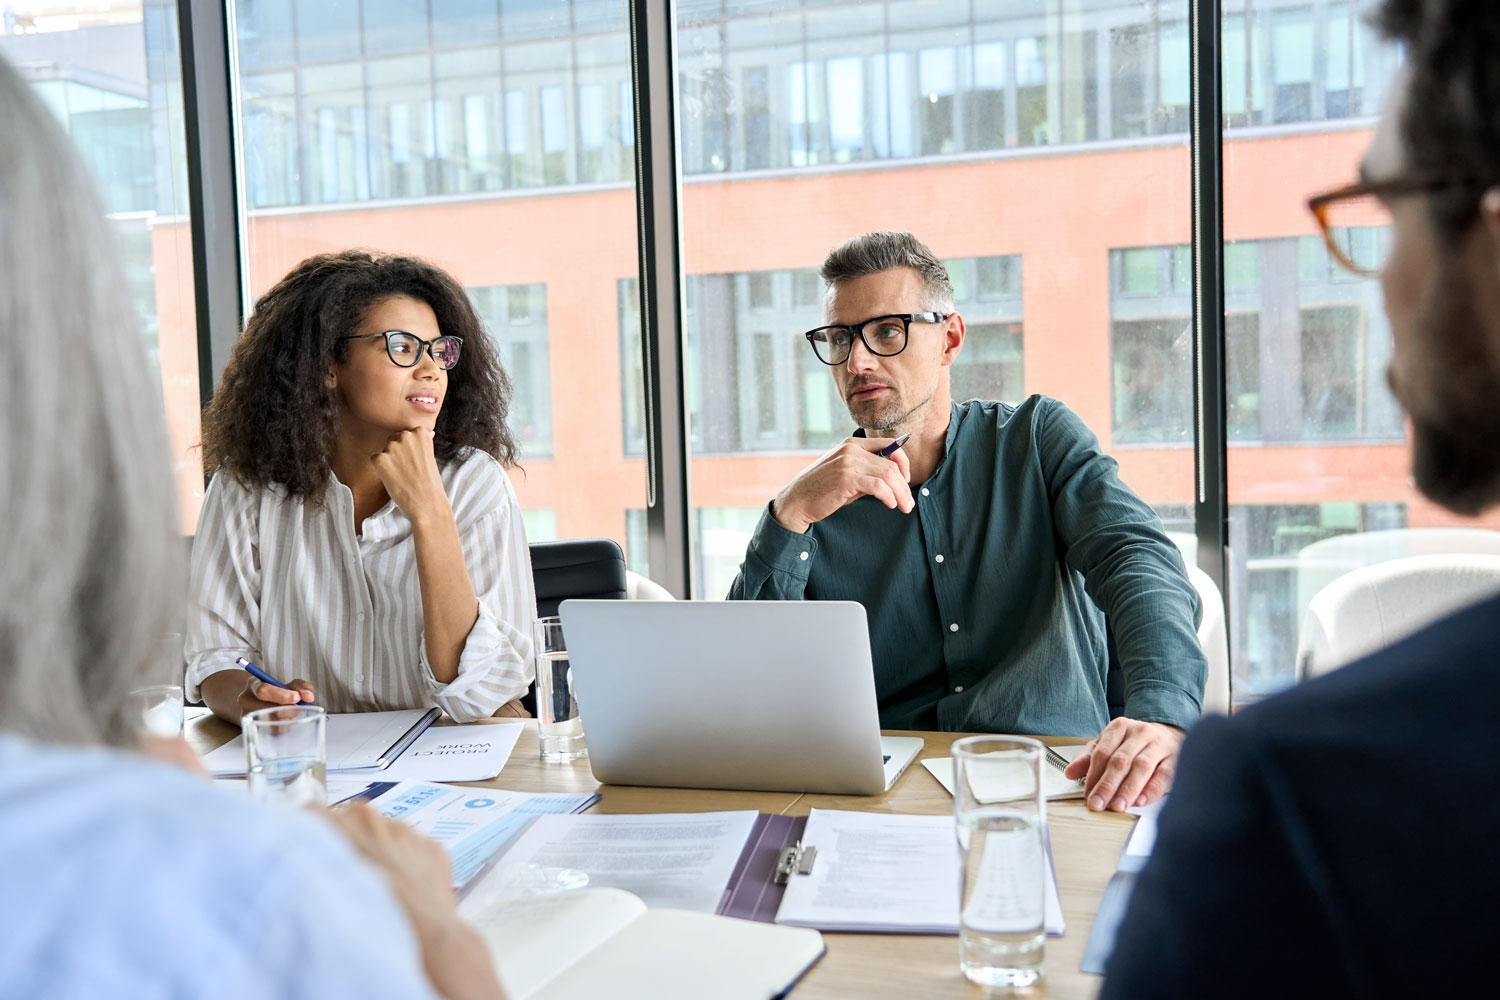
557, 600, 922, 795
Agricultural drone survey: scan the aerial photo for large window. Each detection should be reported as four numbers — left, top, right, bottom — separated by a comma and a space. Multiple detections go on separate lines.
677, 0, 1195, 600
1220, 0, 1500, 702
125, 0, 1500, 710
2, 2, 201, 530
216, 0, 646, 564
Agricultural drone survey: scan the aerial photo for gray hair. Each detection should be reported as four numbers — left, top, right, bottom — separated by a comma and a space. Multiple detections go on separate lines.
819, 231, 956, 315
0, 56, 183, 747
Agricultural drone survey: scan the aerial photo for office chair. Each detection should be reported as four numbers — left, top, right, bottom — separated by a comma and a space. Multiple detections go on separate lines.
523, 538, 629, 716
529, 538, 628, 617
1296, 553, 1500, 679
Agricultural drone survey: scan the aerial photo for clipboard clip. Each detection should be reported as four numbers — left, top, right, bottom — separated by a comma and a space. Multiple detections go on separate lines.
773, 841, 818, 884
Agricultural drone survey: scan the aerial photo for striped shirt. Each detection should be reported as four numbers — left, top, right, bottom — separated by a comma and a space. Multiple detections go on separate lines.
185, 449, 536, 723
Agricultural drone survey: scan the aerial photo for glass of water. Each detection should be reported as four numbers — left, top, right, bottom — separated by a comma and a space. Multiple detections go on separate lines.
244, 705, 327, 806
129, 684, 185, 740
532, 616, 586, 761
952, 735, 1048, 989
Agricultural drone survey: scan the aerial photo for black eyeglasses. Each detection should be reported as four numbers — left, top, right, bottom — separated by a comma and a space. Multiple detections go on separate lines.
803, 312, 950, 366
339, 330, 464, 370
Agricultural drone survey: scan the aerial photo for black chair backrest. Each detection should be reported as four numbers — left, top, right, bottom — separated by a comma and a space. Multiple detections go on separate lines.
530, 538, 628, 618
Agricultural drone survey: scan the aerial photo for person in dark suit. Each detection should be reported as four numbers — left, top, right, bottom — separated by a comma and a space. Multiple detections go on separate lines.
1102, 1, 1500, 994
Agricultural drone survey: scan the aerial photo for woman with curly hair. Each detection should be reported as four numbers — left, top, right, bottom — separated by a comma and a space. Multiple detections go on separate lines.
186, 250, 536, 725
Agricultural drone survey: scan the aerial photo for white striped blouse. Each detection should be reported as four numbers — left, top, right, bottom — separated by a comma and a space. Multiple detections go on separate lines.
185, 449, 536, 723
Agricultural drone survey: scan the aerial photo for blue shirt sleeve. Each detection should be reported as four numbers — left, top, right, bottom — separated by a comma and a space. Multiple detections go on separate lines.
234, 816, 444, 1000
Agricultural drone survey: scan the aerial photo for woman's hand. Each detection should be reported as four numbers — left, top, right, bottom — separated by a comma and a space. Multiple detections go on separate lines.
373, 427, 453, 528
199, 668, 316, 725
328, 803, 506, 1000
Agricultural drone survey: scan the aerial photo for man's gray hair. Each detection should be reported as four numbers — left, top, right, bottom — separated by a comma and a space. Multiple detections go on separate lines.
819, 231, 956, 314
0, 56, 183, 747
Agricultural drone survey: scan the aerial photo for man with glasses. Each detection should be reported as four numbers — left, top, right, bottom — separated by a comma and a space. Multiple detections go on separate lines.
1101, 3, 1500, 994
729, 231, 1207, 813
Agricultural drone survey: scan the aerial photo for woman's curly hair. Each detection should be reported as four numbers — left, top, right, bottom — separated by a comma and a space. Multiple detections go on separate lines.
201, 250, 518, 498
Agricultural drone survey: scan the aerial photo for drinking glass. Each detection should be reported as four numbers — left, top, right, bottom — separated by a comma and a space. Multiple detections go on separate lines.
129, 684, 185, 739
244, 705, 327, 806
532, 616, 586, 761
952, 735, 1048, 988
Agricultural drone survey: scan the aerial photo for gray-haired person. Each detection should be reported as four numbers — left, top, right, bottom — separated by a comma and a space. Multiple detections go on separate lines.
729, 231, 1206, 812
0, 56, 503, 1000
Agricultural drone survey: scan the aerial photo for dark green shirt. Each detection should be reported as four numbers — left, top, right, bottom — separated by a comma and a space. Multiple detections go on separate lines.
727, 396, 1206, 736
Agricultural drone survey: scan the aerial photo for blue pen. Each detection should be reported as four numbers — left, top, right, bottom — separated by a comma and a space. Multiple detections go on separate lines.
236, 656, 309, 702
877, 433, 910, 459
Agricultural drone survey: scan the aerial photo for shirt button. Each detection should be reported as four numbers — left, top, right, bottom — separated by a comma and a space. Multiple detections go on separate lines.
949, 623, 959, 633
355, 672, 364, 683
799, 551, 808, 561
934, 554, 944, 564
954, 685, 964, 693
921, 488, 930, 497
357, 612, 366, 622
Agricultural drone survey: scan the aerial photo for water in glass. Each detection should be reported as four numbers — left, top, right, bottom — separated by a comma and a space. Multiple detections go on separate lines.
536, 649, 586, 760
958, 807, 1046, 988
248, 756, 327, 807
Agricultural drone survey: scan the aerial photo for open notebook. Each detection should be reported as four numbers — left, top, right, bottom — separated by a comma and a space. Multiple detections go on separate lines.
471, 888, 825, 1000
921, 743, 1088, 801
201, 708, 440, 777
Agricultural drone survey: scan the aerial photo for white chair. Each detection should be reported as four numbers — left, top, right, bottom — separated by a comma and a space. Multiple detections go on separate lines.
1293, 528, 1500, 637
1296, 553, 1500, 679
625, 570, 675, 601
1186, 565, 1231, 715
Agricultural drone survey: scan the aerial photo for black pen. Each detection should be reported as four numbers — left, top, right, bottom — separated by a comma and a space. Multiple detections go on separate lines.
877, 433, 910, 459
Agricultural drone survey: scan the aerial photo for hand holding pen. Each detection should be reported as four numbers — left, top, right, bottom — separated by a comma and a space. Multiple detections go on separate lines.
770, 432, 915, 534
236, 656, 316, 709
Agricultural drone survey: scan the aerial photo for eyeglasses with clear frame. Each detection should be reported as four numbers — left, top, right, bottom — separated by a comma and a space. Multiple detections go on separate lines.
803, 312, 950, 366
339, 330, 464, 370
1306, 175, 1482, 277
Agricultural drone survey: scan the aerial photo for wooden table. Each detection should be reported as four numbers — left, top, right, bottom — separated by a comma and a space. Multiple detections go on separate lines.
189, 715, 1134, 999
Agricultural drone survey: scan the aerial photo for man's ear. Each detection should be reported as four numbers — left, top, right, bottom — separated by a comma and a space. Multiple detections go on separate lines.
939, 312, 967, 367
326, 371, 337, 389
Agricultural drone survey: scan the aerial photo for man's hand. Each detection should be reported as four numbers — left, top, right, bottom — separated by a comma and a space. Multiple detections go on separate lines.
1064, 718, 1185, 812
771, 436, 914, 533
373, 426, 452, 528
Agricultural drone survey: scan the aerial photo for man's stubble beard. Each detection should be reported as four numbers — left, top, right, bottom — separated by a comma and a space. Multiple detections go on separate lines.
847, 386, 934, 435
1395, 257, 1500, 516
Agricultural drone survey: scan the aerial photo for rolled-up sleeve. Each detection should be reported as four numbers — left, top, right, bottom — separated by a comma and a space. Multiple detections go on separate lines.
184, 474, 263, 703
418, 479, 536, 722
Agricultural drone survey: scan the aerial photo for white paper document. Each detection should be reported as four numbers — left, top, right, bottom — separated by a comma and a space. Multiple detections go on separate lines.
1123, 797, 1165, 859
358, 781, 595, 890
774, 809, 1065, 936
465, 811, 760, 915
371, 722, 523, 782
922, 744, 1087, 801
201, 708, 437, 776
